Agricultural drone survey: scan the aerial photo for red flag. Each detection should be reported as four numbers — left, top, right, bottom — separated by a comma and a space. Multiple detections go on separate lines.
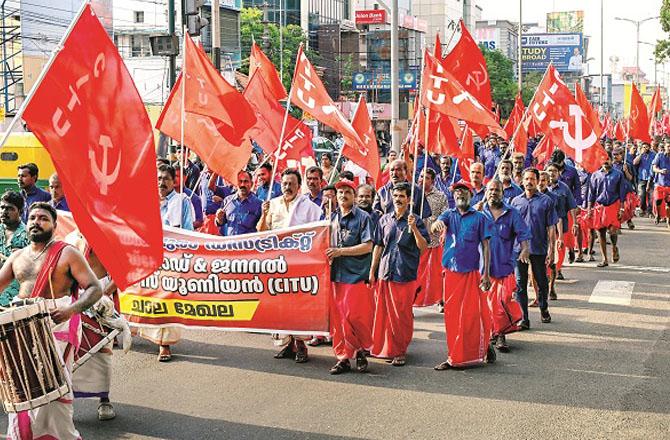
575, 82, 603, 139
504, 92, 524, 140
349, 97, 382, 185
614, 119, 627, 141
512, 118, 529, 154
603, 112, 614, 138
250, 41, 287, 100
22, 4, 162, 289
458, 127, 475, 182
528, 65, 608, 173
532, 135, 552, 167
443, 19, 493, 110
434, 33, 443, 60
628, 83, 652, 143
648, 87, 662, 118
156, 35, 257, 184
421, 50, 501, 132
274, 120, 315, 174
290, 46, 365, 154
662, 112, 670, 135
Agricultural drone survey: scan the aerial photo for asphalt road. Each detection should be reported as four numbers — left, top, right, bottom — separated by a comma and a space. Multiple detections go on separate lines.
3, 218, 669, 439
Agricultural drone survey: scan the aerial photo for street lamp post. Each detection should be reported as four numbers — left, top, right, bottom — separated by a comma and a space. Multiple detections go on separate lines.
614, 15, 659, 85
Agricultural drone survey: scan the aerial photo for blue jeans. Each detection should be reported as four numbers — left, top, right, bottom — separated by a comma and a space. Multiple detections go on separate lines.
515, 254, 549, 322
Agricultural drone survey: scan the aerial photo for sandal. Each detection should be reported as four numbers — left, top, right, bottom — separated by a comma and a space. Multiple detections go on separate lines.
597, 261, 608, 268
434, 361, 452, 371
575, 256, 585, 263
391, 356, 406, 366
329, 360, 351, 375
612, 246, 620, 263
158, 346, 172, 362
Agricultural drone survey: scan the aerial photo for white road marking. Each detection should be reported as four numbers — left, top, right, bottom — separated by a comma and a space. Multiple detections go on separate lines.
589, 280, 634, 306
570, 262, 670, 273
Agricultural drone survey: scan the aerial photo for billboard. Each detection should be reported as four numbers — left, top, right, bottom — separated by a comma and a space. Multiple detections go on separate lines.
547, 11, 584, 33
352, 70, 418, 90
521, 33, 583, 73
474, 27, 500, 51
355, 9, 387, 25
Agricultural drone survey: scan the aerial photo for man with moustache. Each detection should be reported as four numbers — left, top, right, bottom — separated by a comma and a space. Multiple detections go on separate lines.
432, 180, 494, 370
551, 150, 582, 264
499, 159, 523, 203
512, 153, 526, 186
0, 191, 29, 306
17, 163, 50, 222
327, 179, 374, 375
356, 184, 381, 235
369, 182, 429, 366
546, 162, 577, 293
469, 162, 487, 208
373, 159, 431, 219
305, 166, 324, 207
255, 163, 281, 201
48, 173, 69, 212
482, 180, 531, 352
511, 169, 558, 328
258, 168, 321, 362
215, 170, 262, 236
0, 202, 101, 440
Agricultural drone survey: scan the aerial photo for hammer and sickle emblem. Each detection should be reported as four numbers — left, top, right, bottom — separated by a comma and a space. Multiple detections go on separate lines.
89, 135, 121, 195
465, 63, 489, 91
548, 105, 596, 163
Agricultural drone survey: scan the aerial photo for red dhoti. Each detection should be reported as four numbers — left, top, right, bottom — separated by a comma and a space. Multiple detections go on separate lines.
577, 208, 592, 249
330, 282, 374, 360
443, 270, 491, 368
592, 201, 621, 230
371, 280, 417, 358
414, 246, 444, 307
488, 274, 522, 336
563, 215, 576, 249
621, 192, 640, 223
653, 185, 670, 219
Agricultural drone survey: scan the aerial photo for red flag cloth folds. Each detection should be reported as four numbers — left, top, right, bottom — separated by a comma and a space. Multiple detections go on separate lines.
443, 19, 493, 110
614, 119, 627, 141
349, 97, 382, 185
575, 82, 603, 138
434, 32, 443, 60
249, 41, 287, 100
22, 4, 162, 289
512, 118, 529, 154
457, 127, 476, 182
504, 92, 524, 140
628, 83, 652, 143
421, 51, 502, 133
273, 119, 315, 174
290, 46, 365, 154
648, 87, 662, 119
156, 35, 257, 184
532, 135, 552, 167
528, 65, 608, 173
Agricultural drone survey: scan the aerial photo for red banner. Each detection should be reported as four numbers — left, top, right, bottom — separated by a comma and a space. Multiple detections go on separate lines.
57, 214, 331, 334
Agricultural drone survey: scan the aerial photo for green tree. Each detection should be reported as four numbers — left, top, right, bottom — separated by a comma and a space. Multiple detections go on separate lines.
481, 46, 518, 117
239, 8, 313, 92
655, 0, 670, 62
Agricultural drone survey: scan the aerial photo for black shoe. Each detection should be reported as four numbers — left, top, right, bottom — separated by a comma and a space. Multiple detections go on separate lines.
556, 271, 565, 280
541, 310, 552, 323
355, 350, 368, 373
494, 335, 510, 353
568, 250, 575, 264
329, 360, 351, 375
549, 290, 557, 300
295, 342, 309, 363
274, 344, 295, 359
519, 320, 530, 330
486, 344, 497, 363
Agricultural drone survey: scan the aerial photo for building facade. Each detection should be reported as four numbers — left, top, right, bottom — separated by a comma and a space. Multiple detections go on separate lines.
413, 0, 481, 52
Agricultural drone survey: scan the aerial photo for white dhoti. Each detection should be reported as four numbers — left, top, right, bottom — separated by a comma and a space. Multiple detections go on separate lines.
6, 296, 82, 440
138, 326, 182, 345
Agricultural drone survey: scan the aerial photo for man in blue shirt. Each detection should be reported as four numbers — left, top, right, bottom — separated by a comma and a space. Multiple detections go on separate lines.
214, 171, 262, 236
651, 141, 670, 227
499, 159, 523, 203
633, 141, 655, 216
254, 162, 281, 201
369, 182, 429, 367
469, 162, 487, 208
174, 164, 203, 230
327, 179, 374, 375
48, 173, 69, 212
373, 159, 431, 219
17, 163, 51, 223
305, 166, 323, 207
432, 180, 495, 370
480, 140, 501, 180
551, 150, 583, 263
434, 156, 458, 201
588, 160, 627, 267
511, 168, 558, 328
612, 147, 638, 230
356, 184, 382, 237
482, 180, 530, 352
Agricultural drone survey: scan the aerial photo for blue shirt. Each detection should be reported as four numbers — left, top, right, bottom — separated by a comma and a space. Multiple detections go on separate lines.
548, 180, 577, 233
482, 203, 531, 278
21, 186, 51, 222
588, 168, 627, 206
559, 164, 582, 206
255, 181, 281, 201
308, 191, 323, 207
434, 174, 457, 209
331, 206, 373, 284
218, 193, 262, 236
503, 182, 523, 204
373, 181, 432, 219
511, 191, 559, 256
470, 186, 486, 207
51, 197, 70, 212
652, 153, 670, 187
373, 211, 430, 282
578, 169, 591, 208
636, 151, 656, 181
437, 207, 493, 273
612, 161, 635, 194
414, 154, 440, 181
160, 190, 194, 230
183, 188, 203, 223
481, 147, 501, 178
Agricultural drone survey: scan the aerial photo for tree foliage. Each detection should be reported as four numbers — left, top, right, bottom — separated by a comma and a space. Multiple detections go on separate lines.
239, 8, 313, 91
655, 0, 670, 63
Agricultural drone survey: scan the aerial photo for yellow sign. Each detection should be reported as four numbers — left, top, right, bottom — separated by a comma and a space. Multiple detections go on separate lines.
120, 294, 260, 322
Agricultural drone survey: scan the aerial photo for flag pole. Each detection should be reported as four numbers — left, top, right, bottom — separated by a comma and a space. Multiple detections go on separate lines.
180, 28, 187, 195
419, 107, 430, 215
267, 43, 302, 202
0, 0, 90, 149
328, 143, 345, 185
410, 49, 428, 215
443, 20, 461, 53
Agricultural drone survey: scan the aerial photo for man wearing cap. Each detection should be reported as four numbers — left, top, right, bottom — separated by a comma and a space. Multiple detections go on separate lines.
432, 180, 495, 370
588, 159, 627, 267
415, 168, 448, 308
369, 182, 429, 367
511, 168, 558, 328
327, 179, 374, 375
481, 180, 531, 352
373, 159, 431, 219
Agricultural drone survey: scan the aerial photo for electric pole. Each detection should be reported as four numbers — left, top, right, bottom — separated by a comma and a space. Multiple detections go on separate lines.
212, 0, 220, 70
168, 0, 176, 88
390, 0, 399, 153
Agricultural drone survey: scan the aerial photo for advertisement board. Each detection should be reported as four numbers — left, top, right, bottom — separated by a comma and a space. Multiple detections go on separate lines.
521, 33, 583, 73
355, 9, 387, 25
352, 70, 418, 90
474, 27, 500, 51
547, 11, 584, 33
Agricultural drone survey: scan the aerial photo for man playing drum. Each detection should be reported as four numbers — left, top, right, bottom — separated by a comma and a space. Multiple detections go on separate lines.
0, 202, 102, 440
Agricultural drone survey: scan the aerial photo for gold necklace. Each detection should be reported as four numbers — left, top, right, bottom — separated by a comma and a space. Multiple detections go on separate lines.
31, 239, 54, 261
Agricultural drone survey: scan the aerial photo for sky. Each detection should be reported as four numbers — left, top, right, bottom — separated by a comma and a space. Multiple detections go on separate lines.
476, 0, 666, 83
